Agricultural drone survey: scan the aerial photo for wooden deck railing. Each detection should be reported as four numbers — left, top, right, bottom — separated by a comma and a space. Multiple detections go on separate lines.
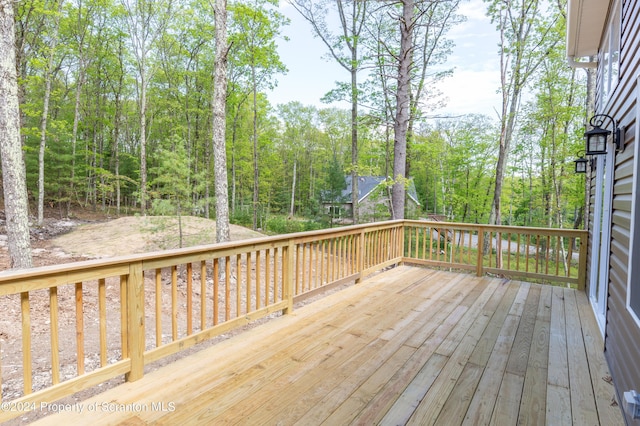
0, 220, 585, 421
403, 220, 588, 289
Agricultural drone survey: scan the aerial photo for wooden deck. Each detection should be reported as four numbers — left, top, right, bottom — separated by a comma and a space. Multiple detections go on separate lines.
31, 266, 622, 425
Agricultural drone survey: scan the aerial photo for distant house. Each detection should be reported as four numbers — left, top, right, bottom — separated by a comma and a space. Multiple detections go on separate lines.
323, 176, 421, 223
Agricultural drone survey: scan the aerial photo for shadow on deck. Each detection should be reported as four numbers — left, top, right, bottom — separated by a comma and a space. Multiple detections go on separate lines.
31, 265, 622, 425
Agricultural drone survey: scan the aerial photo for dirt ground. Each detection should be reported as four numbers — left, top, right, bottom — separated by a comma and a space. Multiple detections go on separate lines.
1, 213, 264, 268
0, 212, 271, 424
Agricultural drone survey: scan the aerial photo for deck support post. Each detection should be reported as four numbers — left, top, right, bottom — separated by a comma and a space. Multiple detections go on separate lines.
283, 242, 294, 314
577, 235, 588, 291
476, 228, 484, 277
125, 261, 145, 382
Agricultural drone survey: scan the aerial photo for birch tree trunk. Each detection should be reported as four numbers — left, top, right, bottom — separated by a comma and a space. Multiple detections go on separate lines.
37, 0, 63, 226
0, 0, 32, 268
290, 160, 297, 218
213, 0, 230, 243
391, 0, 414, 220
122, 0, 172, 215
252, 64, 259, 231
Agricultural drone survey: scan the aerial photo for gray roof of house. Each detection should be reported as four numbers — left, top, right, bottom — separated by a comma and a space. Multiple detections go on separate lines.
343, 176, 421, 205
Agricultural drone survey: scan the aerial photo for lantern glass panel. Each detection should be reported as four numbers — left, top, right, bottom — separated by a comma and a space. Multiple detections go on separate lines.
587, 133, 607, 154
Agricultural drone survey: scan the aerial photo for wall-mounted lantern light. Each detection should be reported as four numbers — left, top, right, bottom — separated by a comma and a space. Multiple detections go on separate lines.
584, 114, 623, 155
574, 152, 589, 174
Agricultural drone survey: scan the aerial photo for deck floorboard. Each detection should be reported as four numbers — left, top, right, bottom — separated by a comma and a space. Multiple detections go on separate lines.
31, 266, 623, 425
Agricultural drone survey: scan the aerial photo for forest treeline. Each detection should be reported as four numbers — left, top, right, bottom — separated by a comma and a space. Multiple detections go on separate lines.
8, 0, 586, 233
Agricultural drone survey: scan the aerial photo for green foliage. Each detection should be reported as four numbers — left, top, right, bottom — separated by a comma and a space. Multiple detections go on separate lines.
230, 208, 253, 228
149, 135, 196, 215
265, 215, 322, 235
11, 0, 588, 238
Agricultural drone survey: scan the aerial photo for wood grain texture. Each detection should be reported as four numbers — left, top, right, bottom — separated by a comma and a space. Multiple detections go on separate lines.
28, 266, 623, 426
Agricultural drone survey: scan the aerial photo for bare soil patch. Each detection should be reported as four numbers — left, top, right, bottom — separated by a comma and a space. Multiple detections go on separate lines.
50, 215, 265, 259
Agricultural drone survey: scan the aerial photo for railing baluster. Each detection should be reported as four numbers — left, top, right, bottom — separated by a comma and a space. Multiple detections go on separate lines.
21, 292, 31, 394
50, 287, 60, 384
171, 266, 178, 341
357, 231, 365, 283
120, 275, 128, 361
340, 237, 345, 278
200, 261, 207, 330
344, 237, 350, 277
315, 242, 320, 287
525, 234, 531, 273
301, 244, 307, 292
320, 240, 325, 285
225, 256, 231, 320
467, 230, 472, 266
507, 233, 512, 271
295, 245, 300, 295
187, 263, 193, 335
487, 231, 493, 268
213, 258, 219, 325
274, 247, 279, 301
256, 250, 261, 310
555, 236, 561, 277
155, 269, 162, 347
75, 282, 84, 375
246, 252, 252, 313
98, 278, 107, 367
516, 234, 521, 271
235, 254, 241, 318
331, 237, 335, 281
535, 235, 541, 274
568, 237, 575, 278
546, 235, 551, 275
265, 248, 271, 306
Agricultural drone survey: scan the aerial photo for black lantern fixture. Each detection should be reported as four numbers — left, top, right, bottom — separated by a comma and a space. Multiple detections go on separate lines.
574, 152, 588, 174
584, 114, 623, 155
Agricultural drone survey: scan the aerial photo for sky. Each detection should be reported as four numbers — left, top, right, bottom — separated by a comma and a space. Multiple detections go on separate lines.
266, 0, 503, 119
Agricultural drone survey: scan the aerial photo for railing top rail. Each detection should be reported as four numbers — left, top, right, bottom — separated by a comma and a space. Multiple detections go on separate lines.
0, 220, 405, 284
403, 220, 589, 237
0, 219, 585, 285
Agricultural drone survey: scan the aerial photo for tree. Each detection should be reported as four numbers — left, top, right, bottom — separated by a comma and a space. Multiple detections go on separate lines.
485, 0, 561, 226
290, 0, 367, 224
121, 0, 173, 215
361, 0, 462, 219
276, 102, 317, 217
150, 136, 194, 247
391, 0, 414, 220
36, 0, 64, 226
230, 0, 287, 230
213, 0, 230, 243
0, 0, 33, 268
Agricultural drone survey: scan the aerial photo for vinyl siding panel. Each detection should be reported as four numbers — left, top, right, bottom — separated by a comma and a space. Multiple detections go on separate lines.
599, 2, 640, 424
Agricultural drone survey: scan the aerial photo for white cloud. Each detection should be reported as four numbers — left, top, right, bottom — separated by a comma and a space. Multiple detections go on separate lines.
432, 69, 501, 118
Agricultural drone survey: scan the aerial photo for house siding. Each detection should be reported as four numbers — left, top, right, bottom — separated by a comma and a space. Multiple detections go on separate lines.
597, 1, 640, 424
